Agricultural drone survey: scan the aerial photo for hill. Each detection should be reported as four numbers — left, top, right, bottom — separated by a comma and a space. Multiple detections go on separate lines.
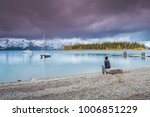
64, 42, 147, 50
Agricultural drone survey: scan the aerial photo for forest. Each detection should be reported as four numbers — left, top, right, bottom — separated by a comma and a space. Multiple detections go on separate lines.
64, 42, 147, 50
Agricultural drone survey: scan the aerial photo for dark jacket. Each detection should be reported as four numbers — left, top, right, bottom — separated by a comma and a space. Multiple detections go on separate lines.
104, 60, 111, 69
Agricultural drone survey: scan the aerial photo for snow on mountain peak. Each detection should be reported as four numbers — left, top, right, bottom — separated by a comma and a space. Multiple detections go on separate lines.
0, 38, 150, 50
0, 38, 96, 50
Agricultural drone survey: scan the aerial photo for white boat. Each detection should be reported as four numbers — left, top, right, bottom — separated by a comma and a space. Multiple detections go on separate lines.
23, 50, 32, 55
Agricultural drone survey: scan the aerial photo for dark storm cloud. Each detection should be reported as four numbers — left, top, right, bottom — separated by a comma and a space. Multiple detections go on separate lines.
0, 0, 150, 39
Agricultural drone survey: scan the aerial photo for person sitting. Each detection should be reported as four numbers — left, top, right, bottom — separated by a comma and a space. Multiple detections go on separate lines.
102, 56, 111, 74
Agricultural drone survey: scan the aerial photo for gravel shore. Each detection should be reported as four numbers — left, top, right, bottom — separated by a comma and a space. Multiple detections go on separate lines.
0, 67, 150, 100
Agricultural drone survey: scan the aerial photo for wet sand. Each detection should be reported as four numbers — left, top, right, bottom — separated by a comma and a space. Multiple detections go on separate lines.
0, 67, 150, 100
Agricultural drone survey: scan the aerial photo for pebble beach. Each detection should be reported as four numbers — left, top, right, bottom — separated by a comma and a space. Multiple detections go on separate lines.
0, 67, 150, 100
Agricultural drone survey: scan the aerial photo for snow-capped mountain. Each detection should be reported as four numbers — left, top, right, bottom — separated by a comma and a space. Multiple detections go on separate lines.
0, 38, 150, 50
0, 38, 95, 50
0, 38, 30, 49
140, 41, 150, 49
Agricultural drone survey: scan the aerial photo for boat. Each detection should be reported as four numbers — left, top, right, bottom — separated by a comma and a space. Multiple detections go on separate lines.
23, 50, 32, 56
40, 52, 51, 59
40, 35, 51, 59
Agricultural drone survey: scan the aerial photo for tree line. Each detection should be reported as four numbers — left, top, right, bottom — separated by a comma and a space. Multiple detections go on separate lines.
64, 42, 147, 50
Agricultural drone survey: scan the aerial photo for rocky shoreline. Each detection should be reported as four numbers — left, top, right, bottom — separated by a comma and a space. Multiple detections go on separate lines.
0, 67, 150, 100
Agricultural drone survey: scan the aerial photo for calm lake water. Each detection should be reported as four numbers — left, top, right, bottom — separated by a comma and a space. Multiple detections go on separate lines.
0, 50, 150, 83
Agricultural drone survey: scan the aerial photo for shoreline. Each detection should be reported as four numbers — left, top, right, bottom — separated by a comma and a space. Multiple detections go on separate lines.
0, 67, 150, 100
0, 67, 140, 85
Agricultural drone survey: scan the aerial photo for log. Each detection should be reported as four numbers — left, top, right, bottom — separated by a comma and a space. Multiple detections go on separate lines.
107, 69, 123, 74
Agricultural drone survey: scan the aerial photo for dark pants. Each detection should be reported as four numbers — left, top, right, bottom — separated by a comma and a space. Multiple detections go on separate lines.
102, 65, 105, 74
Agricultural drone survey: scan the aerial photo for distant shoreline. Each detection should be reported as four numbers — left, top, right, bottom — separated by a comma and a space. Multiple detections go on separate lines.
64, 42, 147, 50
0, 49, 149, 51
0, 67, 150, 100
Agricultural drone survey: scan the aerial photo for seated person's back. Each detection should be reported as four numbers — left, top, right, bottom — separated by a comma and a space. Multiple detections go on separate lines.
104, 56, 111, 69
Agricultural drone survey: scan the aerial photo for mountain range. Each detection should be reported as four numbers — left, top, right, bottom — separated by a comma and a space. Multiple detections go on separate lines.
0, 38, 150, 50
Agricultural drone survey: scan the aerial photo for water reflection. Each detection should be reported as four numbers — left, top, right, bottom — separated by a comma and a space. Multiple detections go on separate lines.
0, 50, 150, 83
51, 54, 99, 64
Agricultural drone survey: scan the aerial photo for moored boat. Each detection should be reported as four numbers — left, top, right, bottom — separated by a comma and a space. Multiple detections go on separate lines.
23, 50, 32, 55
40, 35, 51, 59
40, 52, 51, 59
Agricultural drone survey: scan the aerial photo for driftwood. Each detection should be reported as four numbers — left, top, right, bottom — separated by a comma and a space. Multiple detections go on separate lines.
105, 68, 123, 74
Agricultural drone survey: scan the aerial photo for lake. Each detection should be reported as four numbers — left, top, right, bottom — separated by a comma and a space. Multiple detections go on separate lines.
0, 50, 150, 83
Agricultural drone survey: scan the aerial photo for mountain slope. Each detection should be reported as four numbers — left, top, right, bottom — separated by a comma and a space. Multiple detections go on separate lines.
0, 38, 149, 50
0, 38, 92, 50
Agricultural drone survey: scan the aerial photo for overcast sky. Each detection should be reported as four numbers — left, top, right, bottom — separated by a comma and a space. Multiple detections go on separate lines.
0, 0, 150, 40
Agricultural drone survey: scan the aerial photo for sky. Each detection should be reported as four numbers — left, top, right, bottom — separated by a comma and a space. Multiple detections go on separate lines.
0, 0, 150, 41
